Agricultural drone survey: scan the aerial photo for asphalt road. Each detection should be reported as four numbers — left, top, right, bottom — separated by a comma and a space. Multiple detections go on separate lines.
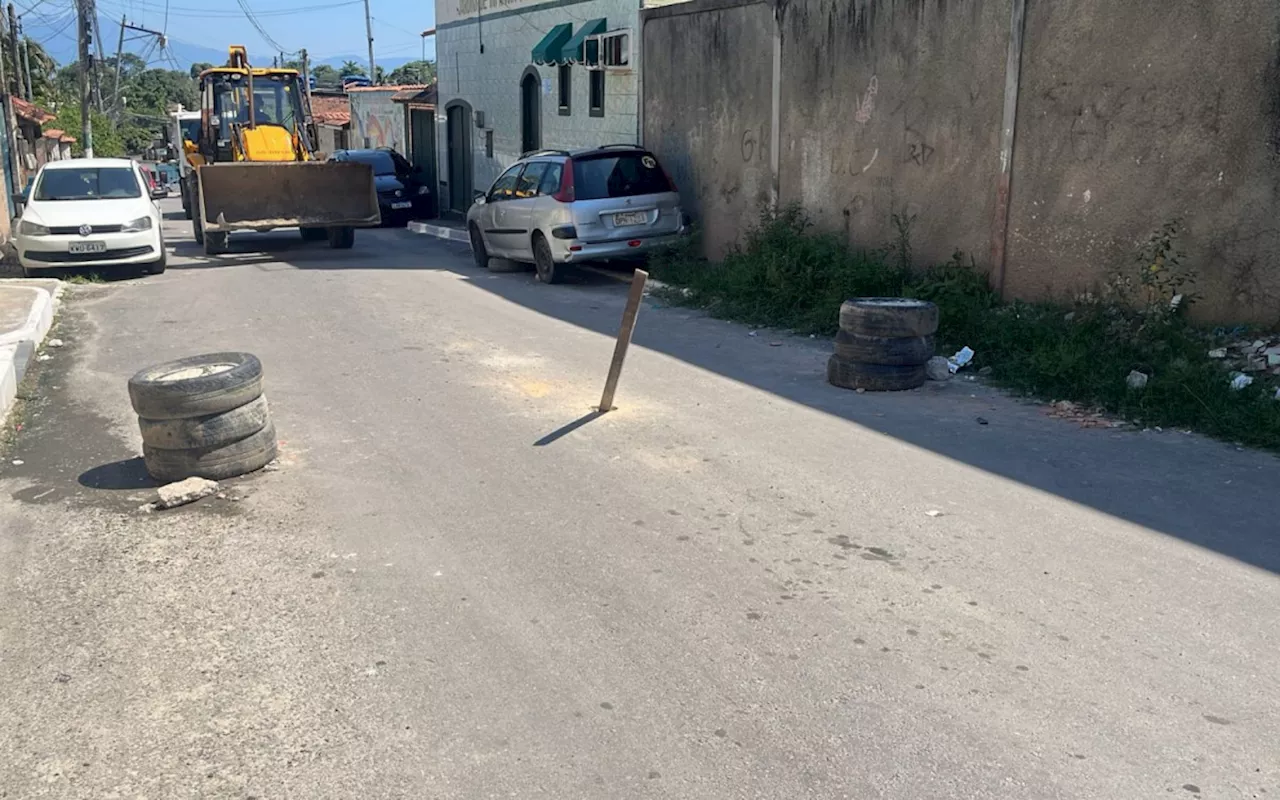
1, 201, 1277, 799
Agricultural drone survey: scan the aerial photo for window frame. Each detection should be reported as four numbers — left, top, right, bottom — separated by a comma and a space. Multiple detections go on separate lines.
487, 163, 525, 202
557, 64, 572, 116
588, 69, 605, 118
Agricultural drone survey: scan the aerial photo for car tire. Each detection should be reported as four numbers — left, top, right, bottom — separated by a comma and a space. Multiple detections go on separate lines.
21, 265, 47, 278
143, 421, 278, 483
143, 247, 167, 275
204, 230, 228, 255
833, 330, 934, 366
533, 234, 561, 284
838, 298, 939, 338
138, 394, 271, 451
128, 352, 264, 420
300, 226, 327, 242
826, 355, 927, 392
469, 224, 489, 269
328, 226, 355, 249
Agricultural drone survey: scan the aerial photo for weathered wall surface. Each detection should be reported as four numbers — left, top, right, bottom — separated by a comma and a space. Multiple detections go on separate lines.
642, 0, 775, 259
1006, 0, 1280, 321
778, 0, 1007, 265
642, 0, 1280, 323
349, 89, 408, 152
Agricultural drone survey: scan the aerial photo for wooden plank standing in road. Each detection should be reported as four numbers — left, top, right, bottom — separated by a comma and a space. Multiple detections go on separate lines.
598, 269, 649, 412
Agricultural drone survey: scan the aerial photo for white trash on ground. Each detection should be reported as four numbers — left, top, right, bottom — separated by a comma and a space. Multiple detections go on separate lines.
948, 346, 975, 374
1229, 373, 1253, 391
1126, 370, 1149, 390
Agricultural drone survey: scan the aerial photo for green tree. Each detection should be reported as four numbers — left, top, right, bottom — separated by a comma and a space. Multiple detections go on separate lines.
387, 60, 435, 85
49, 104, 126, 157
189, 61, 215, 79
339, 60, 365, 77
311, 64, 340, 87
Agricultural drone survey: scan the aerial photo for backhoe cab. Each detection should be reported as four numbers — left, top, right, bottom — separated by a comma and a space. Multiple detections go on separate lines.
186, 45, 380, 255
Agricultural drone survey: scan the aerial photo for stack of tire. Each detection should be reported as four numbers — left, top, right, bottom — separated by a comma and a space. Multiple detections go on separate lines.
828, 298, 939, 392
128, 352, 278, 483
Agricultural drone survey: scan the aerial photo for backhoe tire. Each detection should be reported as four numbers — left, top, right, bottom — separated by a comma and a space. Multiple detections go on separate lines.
328, 226, 355, 249
192, 209, 205, 245
143, 422, 278, 483
128, 352, 264, 421
139, 394, 271, 451
838, 298, 939, 338
300, 226, 327, 242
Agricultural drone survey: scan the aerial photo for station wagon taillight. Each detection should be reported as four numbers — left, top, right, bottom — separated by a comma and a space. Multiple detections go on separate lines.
552, 159, 575, 203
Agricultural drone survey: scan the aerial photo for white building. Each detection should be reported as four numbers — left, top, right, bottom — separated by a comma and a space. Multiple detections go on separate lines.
434, 0, 638, 216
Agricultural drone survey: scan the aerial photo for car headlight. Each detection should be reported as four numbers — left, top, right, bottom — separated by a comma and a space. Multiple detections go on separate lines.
394, 189, 403, 198
19, 219, 50, 236
121, 216, 153, 232
417, 186, 429, 195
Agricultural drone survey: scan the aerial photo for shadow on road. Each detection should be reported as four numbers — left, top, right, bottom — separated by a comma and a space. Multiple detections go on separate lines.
159, 225, 1280, 574
78, 457, 157, 491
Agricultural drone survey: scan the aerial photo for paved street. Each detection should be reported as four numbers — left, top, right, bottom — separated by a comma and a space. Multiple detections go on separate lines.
1, 201, 1277, 799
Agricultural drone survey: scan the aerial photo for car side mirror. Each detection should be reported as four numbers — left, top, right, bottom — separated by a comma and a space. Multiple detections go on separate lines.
151, 186, 168, 200
11, 192, 25, 214
473, 190, 487, 205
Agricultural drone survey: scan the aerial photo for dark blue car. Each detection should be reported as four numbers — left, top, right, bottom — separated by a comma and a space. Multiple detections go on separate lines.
328, 148, 432, 225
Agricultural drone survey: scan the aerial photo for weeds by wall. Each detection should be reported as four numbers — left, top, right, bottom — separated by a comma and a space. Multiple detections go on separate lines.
649, 207, 1280, 451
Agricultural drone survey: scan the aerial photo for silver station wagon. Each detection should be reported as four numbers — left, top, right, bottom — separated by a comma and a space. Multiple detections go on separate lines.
466, 144, 689, 284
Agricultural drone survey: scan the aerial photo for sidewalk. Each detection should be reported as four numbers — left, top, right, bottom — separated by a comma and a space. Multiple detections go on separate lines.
1, 279, 62, 421
407, 217, 469, 243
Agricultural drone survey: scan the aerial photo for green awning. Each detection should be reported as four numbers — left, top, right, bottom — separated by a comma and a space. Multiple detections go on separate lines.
531, 23, 573, 65
559, 18, 607, 64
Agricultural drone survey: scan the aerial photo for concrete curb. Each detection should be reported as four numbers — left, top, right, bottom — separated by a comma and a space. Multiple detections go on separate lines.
408, 220, 470, 243
1, 280, 64, 423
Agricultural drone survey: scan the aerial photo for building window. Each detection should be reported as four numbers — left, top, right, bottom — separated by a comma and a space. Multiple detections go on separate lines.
558, 65, 571, 116
589, 69, 605, 117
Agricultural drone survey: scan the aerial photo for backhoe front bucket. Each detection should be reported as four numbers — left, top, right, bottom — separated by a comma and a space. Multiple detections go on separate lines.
197, 161, 380, 232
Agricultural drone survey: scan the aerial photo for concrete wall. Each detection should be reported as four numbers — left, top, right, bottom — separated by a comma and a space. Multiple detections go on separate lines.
641, 0, 1280, 323
642, 0, 775, 259
436, 0, 641, 200
349, 89, 408, 152
1005, 0, 1280, 322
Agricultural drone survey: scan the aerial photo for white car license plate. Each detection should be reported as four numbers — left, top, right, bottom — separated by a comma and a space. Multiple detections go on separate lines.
391, 201, 413, 210
69, 241, 106, 254
613, 211, 647, 226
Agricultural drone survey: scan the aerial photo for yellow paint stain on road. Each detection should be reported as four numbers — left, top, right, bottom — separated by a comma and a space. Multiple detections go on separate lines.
516, 379, 554, 398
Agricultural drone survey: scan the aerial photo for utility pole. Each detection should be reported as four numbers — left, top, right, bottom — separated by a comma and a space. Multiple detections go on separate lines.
362, 0, 374, 84
91, 12, 106, 111
111, 15, 124, 114
76, 0, 94, 156
300, 47, 312, 105
7, 5, 21, 100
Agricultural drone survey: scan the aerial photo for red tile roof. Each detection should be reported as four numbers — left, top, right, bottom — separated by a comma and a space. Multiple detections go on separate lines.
310, 94, 350, 126
12, 96, 55, 124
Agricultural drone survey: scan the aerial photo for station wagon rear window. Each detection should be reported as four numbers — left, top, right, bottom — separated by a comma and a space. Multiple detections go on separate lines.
573, 153, 671, 200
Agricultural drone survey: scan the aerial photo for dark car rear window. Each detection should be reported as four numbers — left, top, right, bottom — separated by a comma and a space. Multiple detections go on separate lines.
573, 152, 671, 200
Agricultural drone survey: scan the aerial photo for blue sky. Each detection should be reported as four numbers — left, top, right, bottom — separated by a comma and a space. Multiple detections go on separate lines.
21, 0, 437, 66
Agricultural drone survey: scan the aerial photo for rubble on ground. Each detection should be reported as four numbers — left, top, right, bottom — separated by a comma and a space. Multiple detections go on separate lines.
145, 477, 220, 511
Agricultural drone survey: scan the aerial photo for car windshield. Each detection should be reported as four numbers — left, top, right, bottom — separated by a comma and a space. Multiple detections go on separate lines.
344, 151, 398, 176
34, 167, 141, 201
573, 152, 671, 200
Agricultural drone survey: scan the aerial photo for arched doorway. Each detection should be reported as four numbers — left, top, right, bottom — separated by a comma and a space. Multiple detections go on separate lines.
520, 68, 541, 155
444, 100, 473, 216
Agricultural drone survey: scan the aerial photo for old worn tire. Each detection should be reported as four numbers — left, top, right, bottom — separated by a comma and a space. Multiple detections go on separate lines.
138, 394, 270, 451
533, 234, 561, 284
192, 209, 205, 245
143, 421, 278, 482
128, 352, 264, 420
839, 298, 939, 338
300, 226, 327, 242
827, 355, 926, 392
833, 330, 935, 366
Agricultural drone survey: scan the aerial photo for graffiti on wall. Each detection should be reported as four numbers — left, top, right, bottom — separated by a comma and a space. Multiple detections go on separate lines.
354, 109, 403, 151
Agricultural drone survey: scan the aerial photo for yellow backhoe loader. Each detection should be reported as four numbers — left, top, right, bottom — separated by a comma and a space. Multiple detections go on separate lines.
184, 46, 379, 255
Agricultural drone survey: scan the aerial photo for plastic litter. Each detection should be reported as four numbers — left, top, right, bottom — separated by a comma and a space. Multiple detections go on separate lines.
948, 346, 975, 374
1228, 373, 1253, 391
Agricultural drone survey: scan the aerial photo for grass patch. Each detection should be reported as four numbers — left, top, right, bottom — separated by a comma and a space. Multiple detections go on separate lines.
649, 206, 1280, 451
62, 272, 105, 284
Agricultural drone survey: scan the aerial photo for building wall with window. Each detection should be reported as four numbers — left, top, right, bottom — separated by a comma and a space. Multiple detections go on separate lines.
434, 0, 639, 215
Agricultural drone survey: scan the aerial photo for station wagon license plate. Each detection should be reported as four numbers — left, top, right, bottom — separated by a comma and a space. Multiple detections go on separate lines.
69, 241, 106, 254
391, 201, 413, 210
613, 211, 647, 226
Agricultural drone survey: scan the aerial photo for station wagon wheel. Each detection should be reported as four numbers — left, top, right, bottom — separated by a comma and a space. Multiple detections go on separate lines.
469, 224, 489, 269
533, 234, 559, 284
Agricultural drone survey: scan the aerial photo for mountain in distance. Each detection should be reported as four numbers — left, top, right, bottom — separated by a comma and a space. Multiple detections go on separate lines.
26, 17, 418, 73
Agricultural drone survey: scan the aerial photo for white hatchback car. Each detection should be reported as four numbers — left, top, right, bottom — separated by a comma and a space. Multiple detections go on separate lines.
14, 158, 167, 277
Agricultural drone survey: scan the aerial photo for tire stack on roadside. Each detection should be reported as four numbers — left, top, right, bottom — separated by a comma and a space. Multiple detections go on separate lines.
827, 298, 939, 392
128, 352, 278, 483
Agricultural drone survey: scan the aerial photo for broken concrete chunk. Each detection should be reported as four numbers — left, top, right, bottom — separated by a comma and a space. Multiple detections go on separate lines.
1207, 348, 1227, 359
925, 356, 952, 381
153, 477, 219, 510
1126, 370, 1149, 390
